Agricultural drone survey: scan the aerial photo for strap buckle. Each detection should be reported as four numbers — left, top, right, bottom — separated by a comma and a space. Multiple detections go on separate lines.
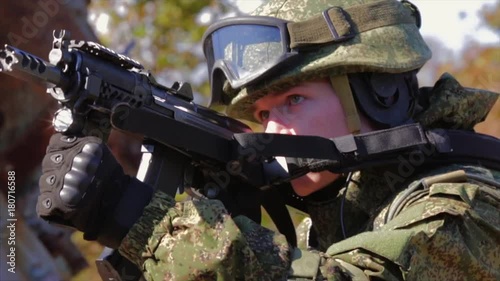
322, 7, 355, 43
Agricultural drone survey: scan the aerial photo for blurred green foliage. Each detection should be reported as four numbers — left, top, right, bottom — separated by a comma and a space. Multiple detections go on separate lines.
89, 0, 226, 100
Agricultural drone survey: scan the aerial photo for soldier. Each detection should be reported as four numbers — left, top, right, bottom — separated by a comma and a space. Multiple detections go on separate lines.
37, 0, 499, 280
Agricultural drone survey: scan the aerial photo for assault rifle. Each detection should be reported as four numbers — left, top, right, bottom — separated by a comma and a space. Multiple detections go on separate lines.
0, 30, 297, 281
2, 30, 500, 281
0, 30, 295, 196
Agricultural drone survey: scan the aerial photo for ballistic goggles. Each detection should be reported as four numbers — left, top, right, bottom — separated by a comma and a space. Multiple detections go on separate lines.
202, 0, 420, 104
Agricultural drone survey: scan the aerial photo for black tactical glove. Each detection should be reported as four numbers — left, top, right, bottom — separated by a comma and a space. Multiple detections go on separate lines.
37, 133, 153, 249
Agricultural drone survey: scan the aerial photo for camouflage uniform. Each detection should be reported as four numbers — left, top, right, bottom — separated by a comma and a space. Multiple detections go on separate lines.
117, 76, 499, 281
117, 0, 499, 280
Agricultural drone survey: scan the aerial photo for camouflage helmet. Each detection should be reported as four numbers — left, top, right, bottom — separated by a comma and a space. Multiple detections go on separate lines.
218, 0, 431, 127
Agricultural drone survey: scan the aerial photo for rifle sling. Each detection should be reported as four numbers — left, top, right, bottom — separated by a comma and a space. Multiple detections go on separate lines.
233, 123, 500, 177
260, 187, 298, 247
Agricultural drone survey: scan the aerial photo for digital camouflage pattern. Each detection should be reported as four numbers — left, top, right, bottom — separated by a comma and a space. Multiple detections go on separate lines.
415, 73, 499, 130
225, 0, 432, 121
119, 192, 290, 281
118, 73, 500, 280
311, 164, 500, 280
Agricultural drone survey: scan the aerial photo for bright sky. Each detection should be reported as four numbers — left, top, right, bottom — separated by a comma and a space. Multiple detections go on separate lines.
416, 0, 498, 51
235, 0, 499, 54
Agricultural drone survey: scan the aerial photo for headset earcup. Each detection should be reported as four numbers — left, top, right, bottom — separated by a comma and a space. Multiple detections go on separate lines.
348, 72, 418, 128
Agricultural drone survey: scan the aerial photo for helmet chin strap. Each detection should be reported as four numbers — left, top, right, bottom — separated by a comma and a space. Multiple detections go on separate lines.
329, 75, 361, 135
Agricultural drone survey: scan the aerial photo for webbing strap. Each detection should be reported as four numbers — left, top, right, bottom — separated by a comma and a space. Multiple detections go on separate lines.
428, 129, 500, 166
288, 0, 416, 48
330, 75, 361, 134
233, 123, 500, 179
234, 123, 426, 160
260, 188, 297, 247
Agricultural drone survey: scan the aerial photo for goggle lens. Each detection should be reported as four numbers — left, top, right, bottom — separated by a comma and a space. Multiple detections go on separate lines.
205, 24, 286, 86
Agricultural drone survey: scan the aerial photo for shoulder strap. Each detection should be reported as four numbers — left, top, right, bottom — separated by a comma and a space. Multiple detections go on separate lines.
233, 123, 500, 182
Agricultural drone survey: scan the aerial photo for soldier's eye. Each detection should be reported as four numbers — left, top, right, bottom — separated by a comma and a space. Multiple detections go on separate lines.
259, 110, 270, 121
289, 95, 304, 105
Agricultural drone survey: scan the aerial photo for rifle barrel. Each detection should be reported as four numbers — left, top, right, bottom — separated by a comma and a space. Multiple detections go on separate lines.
0, 45, 70, 89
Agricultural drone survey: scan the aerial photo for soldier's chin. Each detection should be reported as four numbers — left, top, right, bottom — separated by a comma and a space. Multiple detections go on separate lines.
291, 171, 340, 197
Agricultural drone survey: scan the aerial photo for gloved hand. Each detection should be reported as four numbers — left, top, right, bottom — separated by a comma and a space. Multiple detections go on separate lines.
37, 133, 153, 249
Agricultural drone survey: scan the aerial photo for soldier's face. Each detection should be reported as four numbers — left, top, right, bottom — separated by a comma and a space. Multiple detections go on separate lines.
252, 79, 350, 196
253, 79, 350, 137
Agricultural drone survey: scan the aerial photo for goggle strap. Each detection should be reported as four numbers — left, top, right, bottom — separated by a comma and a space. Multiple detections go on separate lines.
330, 75, 361, 135
288, 0, 417, 49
